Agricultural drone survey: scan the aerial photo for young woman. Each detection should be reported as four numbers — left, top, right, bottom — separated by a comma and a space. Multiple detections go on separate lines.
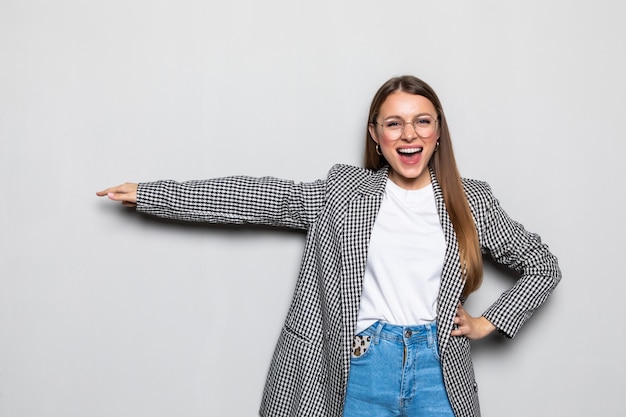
97, 75, 561, 417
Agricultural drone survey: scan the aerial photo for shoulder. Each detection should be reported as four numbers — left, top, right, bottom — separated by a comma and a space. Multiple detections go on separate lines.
461, 177, 492, 197
322, 164, 388, 199
460, 177, 498, 212
328, 164, 387, 186
327, 164, 377, 178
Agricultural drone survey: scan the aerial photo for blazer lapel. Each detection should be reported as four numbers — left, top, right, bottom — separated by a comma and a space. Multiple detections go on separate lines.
340, 168, 388, 342
430, 169, 465, 358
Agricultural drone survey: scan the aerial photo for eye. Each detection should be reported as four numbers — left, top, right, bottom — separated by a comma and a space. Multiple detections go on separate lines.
415, 117, 433, 126
384, 120, 403, 129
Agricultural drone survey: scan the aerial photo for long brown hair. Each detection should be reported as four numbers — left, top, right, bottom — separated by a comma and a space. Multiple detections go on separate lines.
364, 75, 482, 296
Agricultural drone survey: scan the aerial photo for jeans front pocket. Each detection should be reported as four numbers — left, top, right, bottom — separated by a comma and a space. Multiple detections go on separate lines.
351, 334, 373, 359
349, 324, 380, 361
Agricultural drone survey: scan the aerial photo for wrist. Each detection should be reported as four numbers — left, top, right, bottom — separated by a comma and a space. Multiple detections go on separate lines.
479, 316, 496, 337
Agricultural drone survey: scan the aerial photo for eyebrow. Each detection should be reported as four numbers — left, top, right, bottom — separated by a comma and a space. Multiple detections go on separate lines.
381, 113, 436, 120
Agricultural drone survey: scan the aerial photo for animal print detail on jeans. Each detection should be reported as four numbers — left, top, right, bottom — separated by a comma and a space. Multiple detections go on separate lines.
352, 335, 372, 357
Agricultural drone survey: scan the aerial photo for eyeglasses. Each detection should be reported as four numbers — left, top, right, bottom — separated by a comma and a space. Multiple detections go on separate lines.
374, 115, 438, 140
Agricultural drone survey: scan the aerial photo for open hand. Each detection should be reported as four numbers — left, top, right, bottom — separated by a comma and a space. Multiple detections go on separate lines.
96, 183, 138, 207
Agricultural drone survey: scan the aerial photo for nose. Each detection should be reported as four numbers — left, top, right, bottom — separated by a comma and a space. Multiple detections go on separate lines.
401, 122, 418, 140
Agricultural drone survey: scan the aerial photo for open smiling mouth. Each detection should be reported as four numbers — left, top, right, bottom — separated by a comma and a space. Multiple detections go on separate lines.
398, 147, 423, 155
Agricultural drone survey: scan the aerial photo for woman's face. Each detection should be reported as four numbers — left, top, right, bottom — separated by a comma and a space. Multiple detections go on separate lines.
369, 91, 439, 190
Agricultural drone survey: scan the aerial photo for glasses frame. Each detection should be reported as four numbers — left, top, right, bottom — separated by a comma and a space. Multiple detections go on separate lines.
373, 115, 439, 140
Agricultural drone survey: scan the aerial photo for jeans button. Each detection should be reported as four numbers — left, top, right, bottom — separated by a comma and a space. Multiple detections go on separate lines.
404, 329, 412, 338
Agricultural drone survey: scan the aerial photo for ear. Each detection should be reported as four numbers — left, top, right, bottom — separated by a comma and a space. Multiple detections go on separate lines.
368, 123, 379, 143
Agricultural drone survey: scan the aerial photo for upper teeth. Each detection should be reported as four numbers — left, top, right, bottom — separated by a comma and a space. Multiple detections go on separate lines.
398, 148, 422, 154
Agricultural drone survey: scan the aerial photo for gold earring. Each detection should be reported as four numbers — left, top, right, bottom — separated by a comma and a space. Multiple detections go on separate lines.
434, 141, 440, 152
375, 144, 383, 156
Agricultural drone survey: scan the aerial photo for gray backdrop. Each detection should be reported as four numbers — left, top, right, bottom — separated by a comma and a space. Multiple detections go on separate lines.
2, 0, 624, 416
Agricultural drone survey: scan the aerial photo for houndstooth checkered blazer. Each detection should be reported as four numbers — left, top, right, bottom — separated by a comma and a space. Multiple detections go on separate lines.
136, 164, 561, 417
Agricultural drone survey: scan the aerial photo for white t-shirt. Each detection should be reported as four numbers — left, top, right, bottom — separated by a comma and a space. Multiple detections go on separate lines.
355, 179, 446, 334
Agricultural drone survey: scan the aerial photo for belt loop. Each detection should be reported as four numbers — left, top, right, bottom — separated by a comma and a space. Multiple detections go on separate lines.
427, 322, 435, 348
373, 321, 385, 345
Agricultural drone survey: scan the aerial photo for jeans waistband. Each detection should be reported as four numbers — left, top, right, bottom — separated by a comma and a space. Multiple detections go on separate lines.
364, 321, 437, 346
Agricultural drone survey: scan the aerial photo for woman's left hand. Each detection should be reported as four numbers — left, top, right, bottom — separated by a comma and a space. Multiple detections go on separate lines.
451, 302, 496, 340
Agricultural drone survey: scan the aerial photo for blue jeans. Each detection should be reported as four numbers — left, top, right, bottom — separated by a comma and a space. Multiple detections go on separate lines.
342, 321, 455, 417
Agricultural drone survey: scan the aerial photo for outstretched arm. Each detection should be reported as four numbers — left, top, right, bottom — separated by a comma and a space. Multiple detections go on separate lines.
97, 175, 327, 230
96, 183, 138, 207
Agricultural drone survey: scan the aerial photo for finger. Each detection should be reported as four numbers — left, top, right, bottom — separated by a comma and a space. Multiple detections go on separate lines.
451, 327, 464, 337
96, 184, 127, 197
96, 183, 138, 201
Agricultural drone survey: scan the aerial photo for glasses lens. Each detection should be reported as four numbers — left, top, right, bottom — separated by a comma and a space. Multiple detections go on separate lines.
414, 116, 436, 137
382, 119, 403, 140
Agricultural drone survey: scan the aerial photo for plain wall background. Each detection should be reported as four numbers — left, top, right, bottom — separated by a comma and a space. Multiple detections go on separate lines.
1, 0, 625, 416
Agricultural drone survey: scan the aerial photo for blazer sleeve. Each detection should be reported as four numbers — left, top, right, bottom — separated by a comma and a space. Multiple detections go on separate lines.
469, 181, 562, 339
135, 175, 327, 230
